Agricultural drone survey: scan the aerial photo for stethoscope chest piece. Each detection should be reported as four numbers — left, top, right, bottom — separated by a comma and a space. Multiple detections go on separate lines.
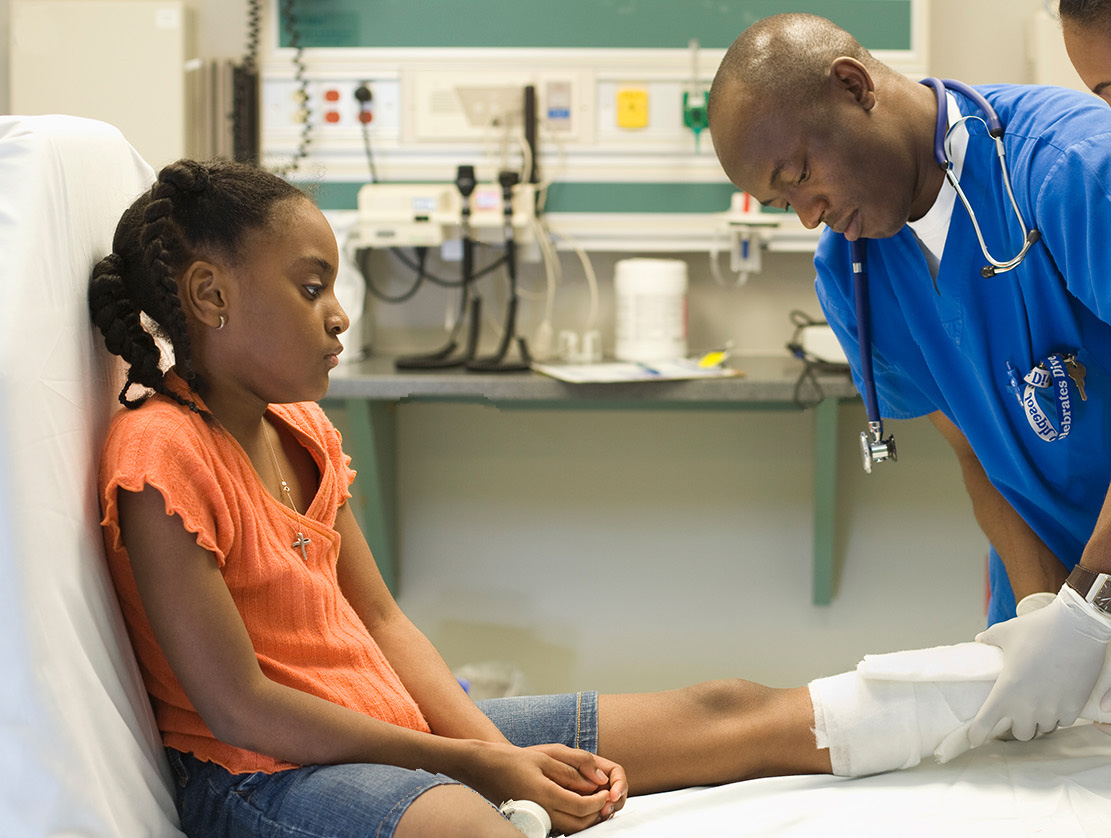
860, 422, 897, 473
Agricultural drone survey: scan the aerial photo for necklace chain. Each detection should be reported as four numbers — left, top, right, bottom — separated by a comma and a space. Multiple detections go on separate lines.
264, 426, 312, 561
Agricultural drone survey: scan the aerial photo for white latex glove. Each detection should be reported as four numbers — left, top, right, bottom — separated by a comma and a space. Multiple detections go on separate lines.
1015, 590, 1056, 617
969, 583, 1111, 746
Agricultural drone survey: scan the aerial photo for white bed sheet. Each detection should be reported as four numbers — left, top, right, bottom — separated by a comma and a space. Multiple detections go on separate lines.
584, 723, 1111, 837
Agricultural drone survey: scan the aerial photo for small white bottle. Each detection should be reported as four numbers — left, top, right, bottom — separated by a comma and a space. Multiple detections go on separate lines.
614, 258, 688, 362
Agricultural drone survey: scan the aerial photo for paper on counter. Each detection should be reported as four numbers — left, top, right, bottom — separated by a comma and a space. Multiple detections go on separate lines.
531, 359, 745, 384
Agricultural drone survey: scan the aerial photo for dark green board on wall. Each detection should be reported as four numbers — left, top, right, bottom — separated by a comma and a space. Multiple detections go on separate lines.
280, 0, 913, 51
282, 0, 915, 211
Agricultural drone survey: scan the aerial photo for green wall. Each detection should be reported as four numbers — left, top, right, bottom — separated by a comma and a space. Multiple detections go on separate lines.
281, 0, 913, 50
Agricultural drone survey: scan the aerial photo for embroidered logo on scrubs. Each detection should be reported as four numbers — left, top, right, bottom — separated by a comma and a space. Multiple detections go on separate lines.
1014, 353, 1073, 442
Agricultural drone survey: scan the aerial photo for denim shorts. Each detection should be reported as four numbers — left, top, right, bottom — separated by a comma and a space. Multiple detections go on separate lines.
165, 691, 598, 838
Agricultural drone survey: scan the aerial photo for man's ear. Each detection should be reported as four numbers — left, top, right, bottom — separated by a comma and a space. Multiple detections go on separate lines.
829, 57, 877, 111
180, 260, 229, 330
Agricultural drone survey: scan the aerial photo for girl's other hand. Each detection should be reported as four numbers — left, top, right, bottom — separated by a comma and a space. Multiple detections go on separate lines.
529, 743, 628, 822
466, 742, 627, 834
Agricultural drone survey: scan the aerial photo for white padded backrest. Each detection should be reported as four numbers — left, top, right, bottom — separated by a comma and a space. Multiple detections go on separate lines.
0, 116, 184, 835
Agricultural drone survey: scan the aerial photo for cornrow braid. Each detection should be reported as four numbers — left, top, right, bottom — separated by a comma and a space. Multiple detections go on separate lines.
137, 168, 203, 408
88, 253, 167, 408
88, 158, 304, 414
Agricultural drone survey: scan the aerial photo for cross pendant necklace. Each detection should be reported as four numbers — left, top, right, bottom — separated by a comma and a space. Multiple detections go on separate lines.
264, 426, 312, 561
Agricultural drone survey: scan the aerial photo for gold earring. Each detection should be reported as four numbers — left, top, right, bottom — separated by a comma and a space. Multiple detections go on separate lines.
216, 315, 226, 331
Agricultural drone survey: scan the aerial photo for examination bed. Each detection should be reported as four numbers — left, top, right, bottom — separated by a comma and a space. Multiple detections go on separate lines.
4, 113, 1110, 836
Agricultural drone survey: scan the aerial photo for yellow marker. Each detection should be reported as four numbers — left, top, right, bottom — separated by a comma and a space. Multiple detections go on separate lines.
698, 349, 730, 369
616, 88, 649, 129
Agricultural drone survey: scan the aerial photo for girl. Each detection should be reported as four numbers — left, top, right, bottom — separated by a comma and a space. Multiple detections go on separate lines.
88, 159, 828, 838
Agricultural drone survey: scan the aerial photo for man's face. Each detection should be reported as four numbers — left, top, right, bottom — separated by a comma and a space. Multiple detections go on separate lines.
1063, 20, 1111, 107
710, 80, 923, 241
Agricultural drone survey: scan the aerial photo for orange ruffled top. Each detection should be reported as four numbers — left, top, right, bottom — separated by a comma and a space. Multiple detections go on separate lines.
98, 385, 429, 774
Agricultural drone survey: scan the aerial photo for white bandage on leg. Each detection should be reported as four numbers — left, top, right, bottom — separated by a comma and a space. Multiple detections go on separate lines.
810, 640, 1111, 777
809, 662, 993, 776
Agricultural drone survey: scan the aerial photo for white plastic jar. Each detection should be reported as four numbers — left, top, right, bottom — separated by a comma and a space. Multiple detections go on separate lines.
614, 257, 688, 362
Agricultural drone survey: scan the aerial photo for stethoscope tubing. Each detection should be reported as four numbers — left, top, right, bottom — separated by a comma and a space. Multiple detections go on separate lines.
851, 239, 881, 423
851, 78, 1040, 467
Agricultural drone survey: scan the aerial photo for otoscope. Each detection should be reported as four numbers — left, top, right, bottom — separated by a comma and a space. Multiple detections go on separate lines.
467, 170, 531, 371
394, 164, 481, 369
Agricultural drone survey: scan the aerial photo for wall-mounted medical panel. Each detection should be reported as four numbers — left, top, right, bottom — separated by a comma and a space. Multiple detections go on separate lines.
257, 0, 926, 249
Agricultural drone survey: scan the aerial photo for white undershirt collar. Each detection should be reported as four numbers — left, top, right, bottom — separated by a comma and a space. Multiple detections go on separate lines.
906, 91, 968, 278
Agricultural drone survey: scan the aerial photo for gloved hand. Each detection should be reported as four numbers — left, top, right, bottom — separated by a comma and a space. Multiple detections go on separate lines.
968, 583, 1111, 747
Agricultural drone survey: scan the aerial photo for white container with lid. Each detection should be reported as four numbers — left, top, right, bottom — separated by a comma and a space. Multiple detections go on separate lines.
613, 258, 688, 362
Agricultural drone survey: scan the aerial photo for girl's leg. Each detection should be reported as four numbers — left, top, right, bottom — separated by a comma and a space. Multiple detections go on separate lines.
597, 680, 832, 794
396, 785, 523, 838
167, 748, 517, 838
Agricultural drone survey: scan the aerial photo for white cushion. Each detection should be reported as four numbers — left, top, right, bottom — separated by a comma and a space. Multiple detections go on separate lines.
0, 115, 183, 835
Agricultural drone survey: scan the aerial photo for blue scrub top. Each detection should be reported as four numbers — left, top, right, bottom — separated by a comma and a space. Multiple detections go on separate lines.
815, 84, 1111, 624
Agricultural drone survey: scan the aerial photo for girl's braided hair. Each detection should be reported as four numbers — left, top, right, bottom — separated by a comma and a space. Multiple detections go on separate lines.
88, 159, 303, 412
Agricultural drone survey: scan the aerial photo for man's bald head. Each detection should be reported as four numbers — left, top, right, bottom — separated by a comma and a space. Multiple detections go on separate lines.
709, 13, 885, 126
707, 13, 943, 240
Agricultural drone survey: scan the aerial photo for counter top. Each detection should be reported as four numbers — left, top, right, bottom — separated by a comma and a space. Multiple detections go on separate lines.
326, 354, 859, 405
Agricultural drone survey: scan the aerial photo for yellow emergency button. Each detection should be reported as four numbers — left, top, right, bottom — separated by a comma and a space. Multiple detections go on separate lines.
616, 88, 649, 129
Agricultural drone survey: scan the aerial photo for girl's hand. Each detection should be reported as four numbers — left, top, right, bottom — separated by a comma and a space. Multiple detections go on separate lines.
529, 743, 628, 827
466, 742, 628, 834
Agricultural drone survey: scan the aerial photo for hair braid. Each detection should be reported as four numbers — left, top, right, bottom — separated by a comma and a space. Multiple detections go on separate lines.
88, 253, 166, 408
89, 158, 305, 415
130, 171, 204, 414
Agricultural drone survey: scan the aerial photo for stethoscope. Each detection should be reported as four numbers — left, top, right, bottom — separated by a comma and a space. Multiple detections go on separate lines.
855, 78, 1042, 472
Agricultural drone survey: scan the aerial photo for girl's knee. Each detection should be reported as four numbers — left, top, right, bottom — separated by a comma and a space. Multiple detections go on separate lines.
394, 784, 520, 838
681, 679, 779, 715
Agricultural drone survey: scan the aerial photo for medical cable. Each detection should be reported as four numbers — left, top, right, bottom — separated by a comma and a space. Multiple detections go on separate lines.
355, 83, 380, 184
561, 232, 600, 334
522, 217, 559, 359
522, 222, 604, 361
787, 310, 850, 409
232, 0, 261, 165
383, 247, 505, 288
355, 247, 430, 304
269, 0, 312, 179
708, 237, 751, 288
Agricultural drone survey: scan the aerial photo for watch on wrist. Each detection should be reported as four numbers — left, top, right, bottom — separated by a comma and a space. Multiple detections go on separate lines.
1066, 565, 1111, 615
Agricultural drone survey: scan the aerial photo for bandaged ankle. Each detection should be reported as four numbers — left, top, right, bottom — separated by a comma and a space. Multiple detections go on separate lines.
811, 639, 1111, 777
809, 664, 993, 777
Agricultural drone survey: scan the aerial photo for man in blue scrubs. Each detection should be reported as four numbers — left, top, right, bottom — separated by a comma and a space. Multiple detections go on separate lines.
708, 13, 1111, 750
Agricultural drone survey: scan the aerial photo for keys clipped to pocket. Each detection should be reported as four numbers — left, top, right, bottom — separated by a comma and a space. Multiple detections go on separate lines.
1065, 354, 1088, 402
